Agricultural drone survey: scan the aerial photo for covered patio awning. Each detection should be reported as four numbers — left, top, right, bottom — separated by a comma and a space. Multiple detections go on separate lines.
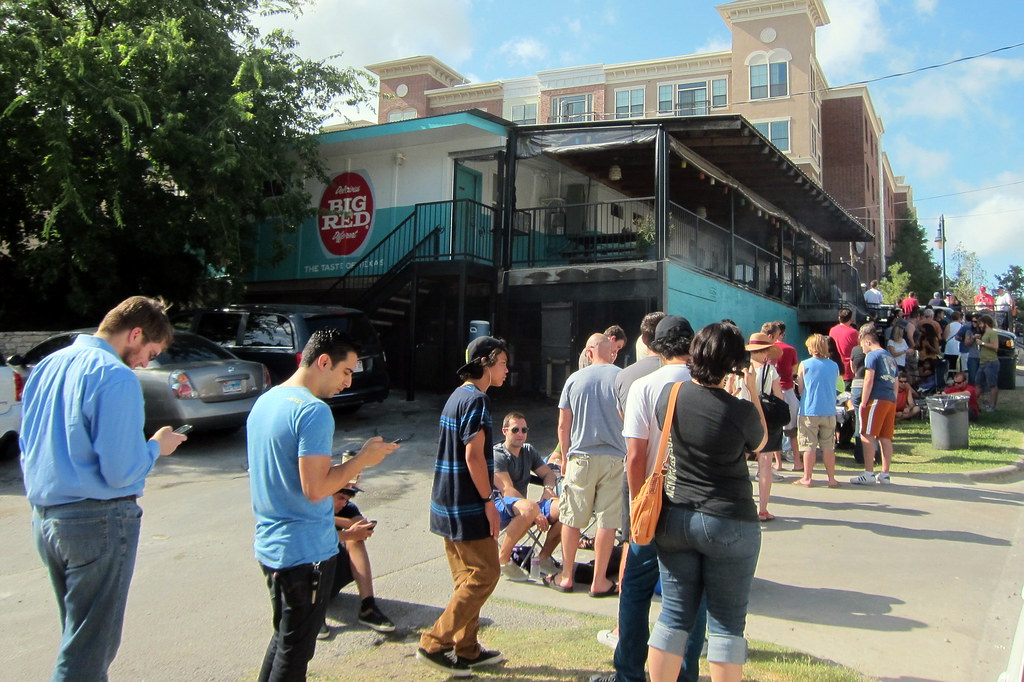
516, 114, 871, 245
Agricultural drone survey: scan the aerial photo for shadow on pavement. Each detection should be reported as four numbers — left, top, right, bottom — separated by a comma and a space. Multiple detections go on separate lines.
749, 578, 926, 631
758, 513, 1010, 546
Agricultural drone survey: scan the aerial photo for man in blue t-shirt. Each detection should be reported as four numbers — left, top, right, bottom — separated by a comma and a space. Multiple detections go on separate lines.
248, 330, 397, 680
851, 324, 898, 485
20, 296, 186, 681
417, 336, 509, 678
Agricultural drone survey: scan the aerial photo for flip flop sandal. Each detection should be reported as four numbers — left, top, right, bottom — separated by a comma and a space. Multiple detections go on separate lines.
588, 584, 618, 598
758, 511, 776, 522
543, 573, 573, 593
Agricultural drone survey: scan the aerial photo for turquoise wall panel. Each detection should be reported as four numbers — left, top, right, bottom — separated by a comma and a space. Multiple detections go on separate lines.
665, 262, 809, 359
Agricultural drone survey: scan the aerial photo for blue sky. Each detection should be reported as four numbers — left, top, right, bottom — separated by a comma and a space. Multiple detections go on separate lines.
259, 0, 1024, 285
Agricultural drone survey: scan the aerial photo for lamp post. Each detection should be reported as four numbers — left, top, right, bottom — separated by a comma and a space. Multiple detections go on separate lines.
934, 214, 947, 297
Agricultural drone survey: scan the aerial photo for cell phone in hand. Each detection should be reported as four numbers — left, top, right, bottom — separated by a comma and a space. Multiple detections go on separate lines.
366, 520, 378, 528
390, 434, 412, 444
173, 424, 194, 435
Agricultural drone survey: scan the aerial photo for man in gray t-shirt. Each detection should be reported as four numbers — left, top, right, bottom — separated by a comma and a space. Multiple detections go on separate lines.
549, 334, 624, 595
493, 413, 562, 580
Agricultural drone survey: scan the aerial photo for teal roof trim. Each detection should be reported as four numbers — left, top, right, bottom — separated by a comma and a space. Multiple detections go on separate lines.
320, 111, 510, 144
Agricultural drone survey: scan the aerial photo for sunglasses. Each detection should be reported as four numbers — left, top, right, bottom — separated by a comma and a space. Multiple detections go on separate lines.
506, 427, 528, 434
953, 380, 966, 385
338, 489, 359, 497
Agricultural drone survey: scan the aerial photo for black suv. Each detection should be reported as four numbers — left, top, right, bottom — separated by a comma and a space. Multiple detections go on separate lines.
172, 304, 389, 410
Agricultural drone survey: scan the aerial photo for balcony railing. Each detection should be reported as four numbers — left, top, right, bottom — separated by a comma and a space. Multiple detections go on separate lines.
793, 262, 862, 308
510, 198, 654, 267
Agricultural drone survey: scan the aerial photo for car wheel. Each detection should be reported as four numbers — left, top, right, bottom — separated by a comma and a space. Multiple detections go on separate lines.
0, 432, 19, 461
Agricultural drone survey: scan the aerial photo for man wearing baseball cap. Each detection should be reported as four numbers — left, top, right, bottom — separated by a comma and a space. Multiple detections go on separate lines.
417, 336, 509, 677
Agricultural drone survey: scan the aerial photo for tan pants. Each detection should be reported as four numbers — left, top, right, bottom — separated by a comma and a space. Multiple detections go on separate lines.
419, 536, 500, 659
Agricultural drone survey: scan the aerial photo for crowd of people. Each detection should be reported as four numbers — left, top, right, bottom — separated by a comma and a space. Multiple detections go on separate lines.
16, 289, 1016, 681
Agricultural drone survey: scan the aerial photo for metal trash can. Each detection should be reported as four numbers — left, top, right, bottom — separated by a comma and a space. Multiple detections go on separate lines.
926, 394, 970, 450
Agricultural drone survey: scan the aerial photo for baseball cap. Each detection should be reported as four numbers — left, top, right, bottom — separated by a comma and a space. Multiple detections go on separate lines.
457, 335, 506, 376
654, 315, 694, 342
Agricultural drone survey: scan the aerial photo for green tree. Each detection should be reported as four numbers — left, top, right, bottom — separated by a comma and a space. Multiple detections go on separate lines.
949, 245, 988, 307
890, 208, 942, 299
0, 0, 372, 327
878, 261, 911, 306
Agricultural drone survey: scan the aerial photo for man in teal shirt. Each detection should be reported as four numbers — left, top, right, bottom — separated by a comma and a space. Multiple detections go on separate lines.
248, 329, 397, 681
20, 296, 186, 681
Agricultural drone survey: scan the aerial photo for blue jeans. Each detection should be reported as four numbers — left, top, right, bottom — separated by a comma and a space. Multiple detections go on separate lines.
651, 504, 761, 665
616, 540, 706, 682
33, 498, 143, 682
967, 356, 980, 387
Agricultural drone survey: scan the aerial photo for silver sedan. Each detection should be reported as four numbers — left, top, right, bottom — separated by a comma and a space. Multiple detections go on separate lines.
8, 330, 271, 435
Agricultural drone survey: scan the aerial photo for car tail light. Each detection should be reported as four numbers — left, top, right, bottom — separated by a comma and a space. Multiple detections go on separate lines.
295, 352, 303, 368
263, 365, 272, 389
169, 371, 197, 399
13, 372, 24, 402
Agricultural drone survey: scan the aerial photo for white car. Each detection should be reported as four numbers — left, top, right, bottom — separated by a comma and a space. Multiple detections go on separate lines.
0, 356, 21, 460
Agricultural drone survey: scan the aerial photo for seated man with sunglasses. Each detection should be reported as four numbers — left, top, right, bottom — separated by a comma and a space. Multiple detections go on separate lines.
943, 372, 980, 421
493, 412, 563, 581
319, 476, 396, 638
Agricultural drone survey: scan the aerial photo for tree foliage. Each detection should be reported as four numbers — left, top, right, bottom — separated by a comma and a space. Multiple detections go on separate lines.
949, 244, 988, 307
890, 209, 942, 299
878, 261, 911, 306
0, 0, 373, 327
997, 265, 1024, 322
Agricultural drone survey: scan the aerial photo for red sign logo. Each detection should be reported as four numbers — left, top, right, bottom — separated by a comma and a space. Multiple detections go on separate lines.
317, 172, 374, 256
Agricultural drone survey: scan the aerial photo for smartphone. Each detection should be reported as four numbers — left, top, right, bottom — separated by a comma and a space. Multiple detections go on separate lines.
391, 434, 412, 444
173, 424, 194, 435
366, 520, 378, 528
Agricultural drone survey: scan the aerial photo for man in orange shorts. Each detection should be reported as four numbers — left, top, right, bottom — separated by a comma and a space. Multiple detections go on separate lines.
851, 324, 898, 485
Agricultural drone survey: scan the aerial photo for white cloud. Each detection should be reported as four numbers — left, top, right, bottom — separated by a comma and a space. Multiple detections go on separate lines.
889, 57, 1024, 121
253, 0, 474, 73
695, 35, 731, 54
500, 37, 548, 65
567, 18, 582, 35
817, 0, 888, 82
914, 0, 938, 14
886, 136, 952, 180
945, 178, 1024, 277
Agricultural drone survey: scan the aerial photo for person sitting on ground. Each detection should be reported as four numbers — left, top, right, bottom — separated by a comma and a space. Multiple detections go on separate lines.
894, 371, 922, 421
320, 477, 396, 637
943, 372, 980, 421
493, 412, 562, 581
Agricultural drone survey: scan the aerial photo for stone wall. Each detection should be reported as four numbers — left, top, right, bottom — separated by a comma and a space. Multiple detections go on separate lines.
0, 332, 56, 358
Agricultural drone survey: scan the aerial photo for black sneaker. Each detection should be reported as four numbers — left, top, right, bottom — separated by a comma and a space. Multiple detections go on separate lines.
590, 675, 618, 682
459, 648, 505, 668
416, 648, 472, 677
358, 604, 396, 632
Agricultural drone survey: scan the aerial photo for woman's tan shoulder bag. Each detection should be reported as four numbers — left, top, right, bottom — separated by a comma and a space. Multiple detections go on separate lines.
629, 381, 683, 545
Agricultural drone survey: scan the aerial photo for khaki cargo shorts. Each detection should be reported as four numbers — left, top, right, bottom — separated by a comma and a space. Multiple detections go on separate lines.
558, 453, 623, 530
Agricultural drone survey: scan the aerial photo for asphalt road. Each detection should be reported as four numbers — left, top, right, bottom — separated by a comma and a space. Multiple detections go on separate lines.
1, 390, 1022, 681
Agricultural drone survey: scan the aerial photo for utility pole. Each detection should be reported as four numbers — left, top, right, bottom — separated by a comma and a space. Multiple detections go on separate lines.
934, 214, 947, 296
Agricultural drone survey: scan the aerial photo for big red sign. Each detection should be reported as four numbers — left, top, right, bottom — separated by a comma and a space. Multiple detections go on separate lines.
317, 172, 374, 256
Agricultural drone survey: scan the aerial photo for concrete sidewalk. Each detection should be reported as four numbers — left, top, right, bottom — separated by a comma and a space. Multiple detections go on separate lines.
1, 388, 1022, 681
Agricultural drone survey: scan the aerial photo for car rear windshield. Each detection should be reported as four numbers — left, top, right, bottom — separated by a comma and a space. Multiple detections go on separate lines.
195, 313, 242, 345
150, 334, 235, 366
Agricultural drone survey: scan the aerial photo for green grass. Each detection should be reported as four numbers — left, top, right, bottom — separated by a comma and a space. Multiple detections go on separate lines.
832, 373, 1024, 475
302, 599, 870, 682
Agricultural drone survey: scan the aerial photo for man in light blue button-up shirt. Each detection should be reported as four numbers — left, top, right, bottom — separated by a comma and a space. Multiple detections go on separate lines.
20, 296, 186, 682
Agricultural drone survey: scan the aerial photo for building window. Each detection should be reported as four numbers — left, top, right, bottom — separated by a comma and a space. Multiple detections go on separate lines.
748, 51, 790, 100
712, 78, 728, 108
615, 87, 645, 119
552, 94, 594, 123
753, 120, 790, 152
387, 108, 417, 122
511, 103, 537, 124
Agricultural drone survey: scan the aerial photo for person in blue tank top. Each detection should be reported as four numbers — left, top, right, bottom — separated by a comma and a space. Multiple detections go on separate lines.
248, 329, 398, 681
795, 334, 841, 488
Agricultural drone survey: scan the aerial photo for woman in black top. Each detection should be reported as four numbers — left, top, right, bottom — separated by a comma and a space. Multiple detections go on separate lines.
647, 323, 767, 682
